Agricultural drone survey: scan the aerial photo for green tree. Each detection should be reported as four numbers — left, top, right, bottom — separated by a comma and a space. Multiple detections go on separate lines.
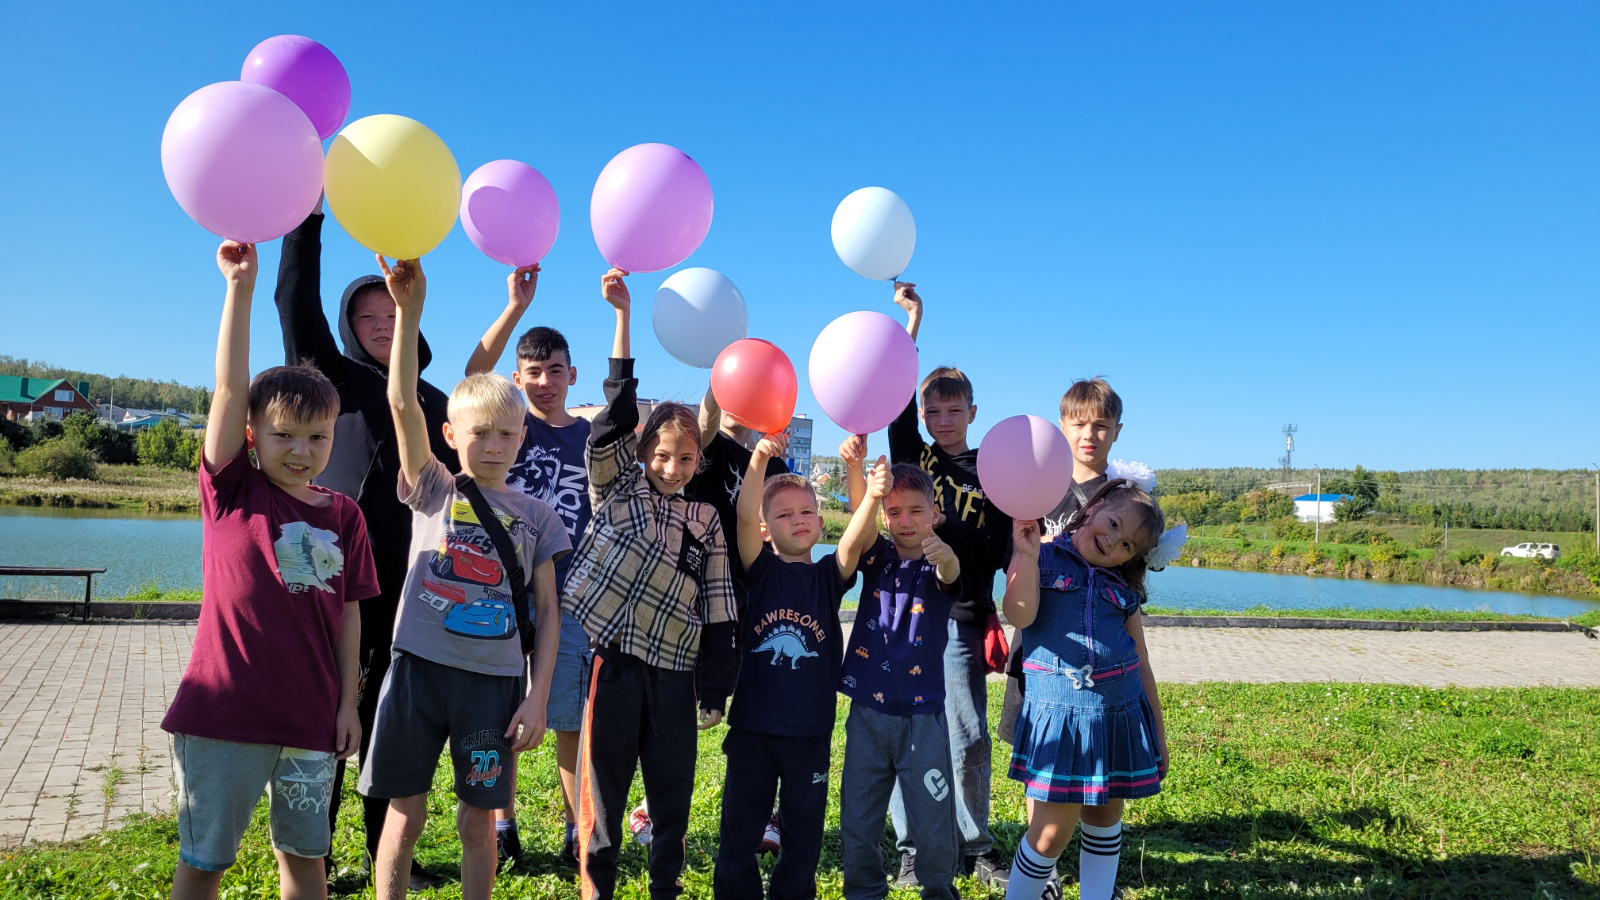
17, 440, 97, 481
136, 419, 201, 470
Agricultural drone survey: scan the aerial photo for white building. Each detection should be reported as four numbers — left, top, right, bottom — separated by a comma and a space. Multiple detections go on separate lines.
1293, 493, 1353, 523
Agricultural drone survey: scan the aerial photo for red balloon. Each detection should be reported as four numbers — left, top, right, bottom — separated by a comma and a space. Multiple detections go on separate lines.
710, 339, 797, 435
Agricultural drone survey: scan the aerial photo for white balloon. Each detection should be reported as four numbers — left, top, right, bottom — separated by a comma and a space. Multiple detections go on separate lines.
831, 187, 916, 281
652, 267, 749, 368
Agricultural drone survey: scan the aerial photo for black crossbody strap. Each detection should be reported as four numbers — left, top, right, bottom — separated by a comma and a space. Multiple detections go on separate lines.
454, 474, 534, 655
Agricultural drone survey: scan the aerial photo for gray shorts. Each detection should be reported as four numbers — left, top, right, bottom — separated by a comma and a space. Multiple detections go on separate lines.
546, 610, 592, 732
358, 651, 524, 810
172, 733, 336, 871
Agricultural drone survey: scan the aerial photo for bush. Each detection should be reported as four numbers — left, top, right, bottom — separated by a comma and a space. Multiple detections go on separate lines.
1269, 515, 1312, 541
16, 440, 98, 481
1326, 524, 1373, 545
1413, 525, 1444, 549
60, 410, 137, 464
1334, 546, 1355, 566
1269, 542, 1287, 562
1218, 524, 1244, 539
1304, 544, 1325, 565
0, 440, 14, 475
136, 419, 201, 470
1453, 548, 1485, 566
1369, 544, 1408, 563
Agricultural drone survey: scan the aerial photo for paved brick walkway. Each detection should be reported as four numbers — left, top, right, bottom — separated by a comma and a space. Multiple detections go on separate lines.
0, 620, 1596, 848
0, 621, 195, 849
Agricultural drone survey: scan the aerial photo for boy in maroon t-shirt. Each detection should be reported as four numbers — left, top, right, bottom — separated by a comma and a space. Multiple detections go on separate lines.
162, 241, 380, 900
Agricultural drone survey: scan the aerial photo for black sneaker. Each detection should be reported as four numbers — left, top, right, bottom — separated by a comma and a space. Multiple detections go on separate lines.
559, 830, 580, 869
895, 851, 919, 888
967, 849, 1012, 888
408, 860, 440, 892
496, 825, 524, 870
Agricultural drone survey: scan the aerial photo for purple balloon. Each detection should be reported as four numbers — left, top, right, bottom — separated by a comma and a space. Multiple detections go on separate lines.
590, 143, 713, 273
977, 416, 1074, 521
160, 81, 325, 244
809, 311, 919, 435
461, 160, 561, 267
241, 35, 350, 141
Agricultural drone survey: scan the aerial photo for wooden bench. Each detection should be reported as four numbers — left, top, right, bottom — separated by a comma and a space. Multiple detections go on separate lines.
0, 566, 107, 623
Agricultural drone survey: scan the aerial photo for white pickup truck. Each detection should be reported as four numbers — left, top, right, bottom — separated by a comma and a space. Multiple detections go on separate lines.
1500, 542, 1561, 560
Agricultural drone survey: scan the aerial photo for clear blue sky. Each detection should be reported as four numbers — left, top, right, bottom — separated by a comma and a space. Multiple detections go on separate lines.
3, 2, 1596, 471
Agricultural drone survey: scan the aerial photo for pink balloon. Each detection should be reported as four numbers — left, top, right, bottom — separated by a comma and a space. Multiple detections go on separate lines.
809, 312, 919, 435
590, 143, 713, 273
977, 415, 1074, 520
461, 160, 561, 267
160, 81, 325, 244
241, 35, 351, 141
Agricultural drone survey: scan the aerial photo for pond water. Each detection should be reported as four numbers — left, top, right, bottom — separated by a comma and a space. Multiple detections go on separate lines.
2, 511, 1597, 619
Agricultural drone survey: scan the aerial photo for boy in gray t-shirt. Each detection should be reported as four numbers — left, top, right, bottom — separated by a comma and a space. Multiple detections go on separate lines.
361, 256, 569, 900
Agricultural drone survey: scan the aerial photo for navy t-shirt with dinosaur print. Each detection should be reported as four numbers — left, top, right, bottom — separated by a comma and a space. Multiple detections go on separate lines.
726, 548, 856, 737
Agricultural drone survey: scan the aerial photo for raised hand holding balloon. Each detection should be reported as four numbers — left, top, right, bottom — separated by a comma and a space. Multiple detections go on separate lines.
591, 143, 713, 273
977, 415, 1074, 521
653, 268, 748, 368
832, 187, 916, 282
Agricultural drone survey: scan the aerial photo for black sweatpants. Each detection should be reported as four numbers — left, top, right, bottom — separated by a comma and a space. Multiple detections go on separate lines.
578, 646, 699, 900
714, 728, 832, 900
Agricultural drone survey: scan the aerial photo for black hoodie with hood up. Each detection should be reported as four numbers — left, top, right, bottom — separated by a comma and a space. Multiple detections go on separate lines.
275, 212, 459, 614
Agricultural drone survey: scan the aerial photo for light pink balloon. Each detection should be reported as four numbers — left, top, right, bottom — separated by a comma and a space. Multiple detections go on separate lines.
461, 160, 561, 266
977, 415, 1074, 520
809, 311, 919, 435
590, 143, 713, 273
160, 81, 324, 243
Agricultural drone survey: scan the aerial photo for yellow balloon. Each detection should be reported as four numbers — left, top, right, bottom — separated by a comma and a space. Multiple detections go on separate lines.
325, 114, 460, 259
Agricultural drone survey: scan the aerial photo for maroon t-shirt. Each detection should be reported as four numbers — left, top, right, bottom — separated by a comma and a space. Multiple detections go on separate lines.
161, 450, 380, 752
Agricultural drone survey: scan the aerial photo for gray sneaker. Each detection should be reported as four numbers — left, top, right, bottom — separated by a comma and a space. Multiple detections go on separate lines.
895, 852, 919, 888
968, 849, 1012, 888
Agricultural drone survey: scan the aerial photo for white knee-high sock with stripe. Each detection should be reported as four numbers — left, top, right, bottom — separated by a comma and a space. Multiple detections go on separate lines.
1005, 840, 1059, 900
1078, 819, 1123, 900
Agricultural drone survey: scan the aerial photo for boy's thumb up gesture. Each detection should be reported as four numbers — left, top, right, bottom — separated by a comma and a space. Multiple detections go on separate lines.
922, 533, 959, 583
865, 455, 892, 499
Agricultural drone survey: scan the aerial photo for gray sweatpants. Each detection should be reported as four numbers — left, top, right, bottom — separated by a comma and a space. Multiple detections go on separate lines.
839, 704, 960, 900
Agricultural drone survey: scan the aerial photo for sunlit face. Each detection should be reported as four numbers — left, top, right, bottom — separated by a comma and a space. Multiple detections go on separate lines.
920, 391, 976, 450
444, 409, 527, 483
248, 412, 335, 489
1071, 499, 1150, 568
643, 429, 700, 495
762, 485, 821, 556
1061, 413, 1122, 471
513, 353, 576, 418
880, 487, 938, 554
350, 287, 396, 364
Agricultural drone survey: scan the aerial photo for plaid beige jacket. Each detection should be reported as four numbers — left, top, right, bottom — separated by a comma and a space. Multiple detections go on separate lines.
561, 360, 737, 672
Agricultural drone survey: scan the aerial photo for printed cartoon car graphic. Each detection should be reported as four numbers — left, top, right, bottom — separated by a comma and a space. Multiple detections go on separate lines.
913, 695, 925, 704
855, 646, 871, 659
419, 578, 467, 612
841, 675, 857, 688
909, 665, 922, 675
872, 692, 885, 703
911, 603, 924, 614
443, 596, 516, 640
430, 536, 503, 587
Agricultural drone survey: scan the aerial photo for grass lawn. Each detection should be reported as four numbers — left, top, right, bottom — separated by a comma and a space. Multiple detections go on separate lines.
3, 683, 1598, 899
0, 465, 199, 511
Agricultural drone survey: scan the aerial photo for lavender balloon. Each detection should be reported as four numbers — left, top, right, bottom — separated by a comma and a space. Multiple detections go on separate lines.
809, 312, 919, 435
241, 35, 351, 141
160, 81, 325, 243
590, 143, 713, 273
461, 160, 560, 266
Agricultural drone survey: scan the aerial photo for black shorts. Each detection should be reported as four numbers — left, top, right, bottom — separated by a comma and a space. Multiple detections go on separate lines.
357, 651, 524, 809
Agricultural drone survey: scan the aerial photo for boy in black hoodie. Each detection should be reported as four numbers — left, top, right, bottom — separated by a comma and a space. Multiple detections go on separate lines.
275, 206, 460, 884
883, 282, 1013, 890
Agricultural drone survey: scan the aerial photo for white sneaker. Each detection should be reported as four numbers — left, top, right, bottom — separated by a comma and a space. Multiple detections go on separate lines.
630, 803, 653, 846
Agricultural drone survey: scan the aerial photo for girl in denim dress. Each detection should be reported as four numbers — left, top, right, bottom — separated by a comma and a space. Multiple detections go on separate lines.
1001, 480, 1171, 900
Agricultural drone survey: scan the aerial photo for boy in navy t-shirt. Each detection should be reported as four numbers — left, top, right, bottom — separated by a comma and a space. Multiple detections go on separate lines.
713, 432, 887, 899
837, 462, 964, 900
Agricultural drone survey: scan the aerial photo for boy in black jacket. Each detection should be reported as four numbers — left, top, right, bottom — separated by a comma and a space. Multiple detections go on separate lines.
274, 206, 459, 884
882, 282, 1012, 889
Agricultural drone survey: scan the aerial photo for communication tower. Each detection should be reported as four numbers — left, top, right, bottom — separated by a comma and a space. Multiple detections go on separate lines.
1278, 424, 1297, 479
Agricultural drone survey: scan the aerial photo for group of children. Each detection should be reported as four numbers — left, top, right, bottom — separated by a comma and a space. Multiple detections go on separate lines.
163, 211, 1177, 900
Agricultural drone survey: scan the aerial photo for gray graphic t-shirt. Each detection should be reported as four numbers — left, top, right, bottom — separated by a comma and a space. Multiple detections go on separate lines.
395, 457, 571, 677
506, 412, 592, 590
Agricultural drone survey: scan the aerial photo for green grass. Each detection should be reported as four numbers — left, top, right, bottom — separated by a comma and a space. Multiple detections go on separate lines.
0, 464, 199, 511
3, 683, 1598, 898
1144, 604, 1600, 628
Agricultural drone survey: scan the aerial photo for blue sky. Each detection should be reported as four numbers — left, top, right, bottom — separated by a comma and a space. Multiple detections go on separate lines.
3, 2, 1596, 471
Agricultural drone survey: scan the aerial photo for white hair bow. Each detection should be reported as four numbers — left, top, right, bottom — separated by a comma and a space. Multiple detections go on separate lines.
1107, 459, 1156, 493
1145, 523, 1188, 571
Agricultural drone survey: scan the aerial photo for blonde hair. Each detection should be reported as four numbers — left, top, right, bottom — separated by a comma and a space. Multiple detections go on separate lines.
1059, 376, 1122, 424
448, 373, 524, 425
761, 473, 816, 517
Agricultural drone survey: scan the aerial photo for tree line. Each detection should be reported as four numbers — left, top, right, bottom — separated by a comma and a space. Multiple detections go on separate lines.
0, 355, 210, 414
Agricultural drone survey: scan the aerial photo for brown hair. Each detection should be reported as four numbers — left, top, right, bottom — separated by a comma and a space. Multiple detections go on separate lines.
761, 473, 817, 517
886, 462, 937, 505
1070, 479, 1163, 600
1059, 376, 1122, 424
248, 364, 339, 424
919, 366, 973, 406
637, 401, 706, 473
